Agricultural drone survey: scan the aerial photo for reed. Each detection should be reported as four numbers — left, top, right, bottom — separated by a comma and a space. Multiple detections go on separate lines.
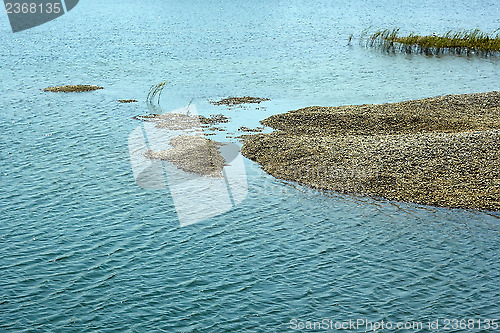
363, 28, 500, 56
147, 81, 167, 104
210, 96, 270, 106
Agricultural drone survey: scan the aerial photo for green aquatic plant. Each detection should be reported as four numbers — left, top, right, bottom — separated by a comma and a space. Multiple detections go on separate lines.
363, 28, 500, 56
147, 81, 167, 104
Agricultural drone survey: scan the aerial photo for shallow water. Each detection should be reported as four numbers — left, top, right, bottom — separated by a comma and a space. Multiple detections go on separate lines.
0, 0, 499, 331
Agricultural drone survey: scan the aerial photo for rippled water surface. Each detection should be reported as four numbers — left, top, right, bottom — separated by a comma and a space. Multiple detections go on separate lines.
1, 0, 499, 332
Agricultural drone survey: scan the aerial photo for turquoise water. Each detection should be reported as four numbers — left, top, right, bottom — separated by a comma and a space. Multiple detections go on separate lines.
1, 0, 499, 331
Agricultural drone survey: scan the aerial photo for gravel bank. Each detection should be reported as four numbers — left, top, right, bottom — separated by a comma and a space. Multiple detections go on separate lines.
241, 91, 500, 210
43, 85, 103, 92
145, 135, 225, 178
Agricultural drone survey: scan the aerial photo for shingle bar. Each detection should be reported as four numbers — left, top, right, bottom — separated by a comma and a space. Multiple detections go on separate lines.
241, 91, 500, 211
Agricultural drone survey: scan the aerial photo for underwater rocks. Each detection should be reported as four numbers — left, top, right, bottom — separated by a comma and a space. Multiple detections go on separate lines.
238, 126, 264, 132
198, 114, 230, 124
145, 135, 226, 178
133, 113, 231, 132
363, 28, 500, 56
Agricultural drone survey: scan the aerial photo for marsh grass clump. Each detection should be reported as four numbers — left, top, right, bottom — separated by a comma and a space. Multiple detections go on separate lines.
210, 96, 270, 106
363, 28, 500, 56
43, 85, 104, 92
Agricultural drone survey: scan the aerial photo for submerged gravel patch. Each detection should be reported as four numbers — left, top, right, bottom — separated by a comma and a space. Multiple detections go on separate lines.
210, 96, 270, 106
145, 135, 225, 178
242, 91, 500, 210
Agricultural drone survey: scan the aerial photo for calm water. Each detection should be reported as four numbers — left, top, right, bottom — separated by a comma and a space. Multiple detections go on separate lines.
1, 0, 499, 332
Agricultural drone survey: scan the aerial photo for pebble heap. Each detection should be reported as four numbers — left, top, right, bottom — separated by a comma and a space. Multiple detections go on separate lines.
43, 85, 103, 92
241, 91, 500, 211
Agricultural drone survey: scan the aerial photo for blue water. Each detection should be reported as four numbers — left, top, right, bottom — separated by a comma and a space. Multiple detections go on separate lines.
1, 0, 499, 331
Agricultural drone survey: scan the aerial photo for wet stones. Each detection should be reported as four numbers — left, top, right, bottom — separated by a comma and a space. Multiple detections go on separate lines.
210, 96, 270, 106
241, 91, 500, 211
198, 114, 230, 124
